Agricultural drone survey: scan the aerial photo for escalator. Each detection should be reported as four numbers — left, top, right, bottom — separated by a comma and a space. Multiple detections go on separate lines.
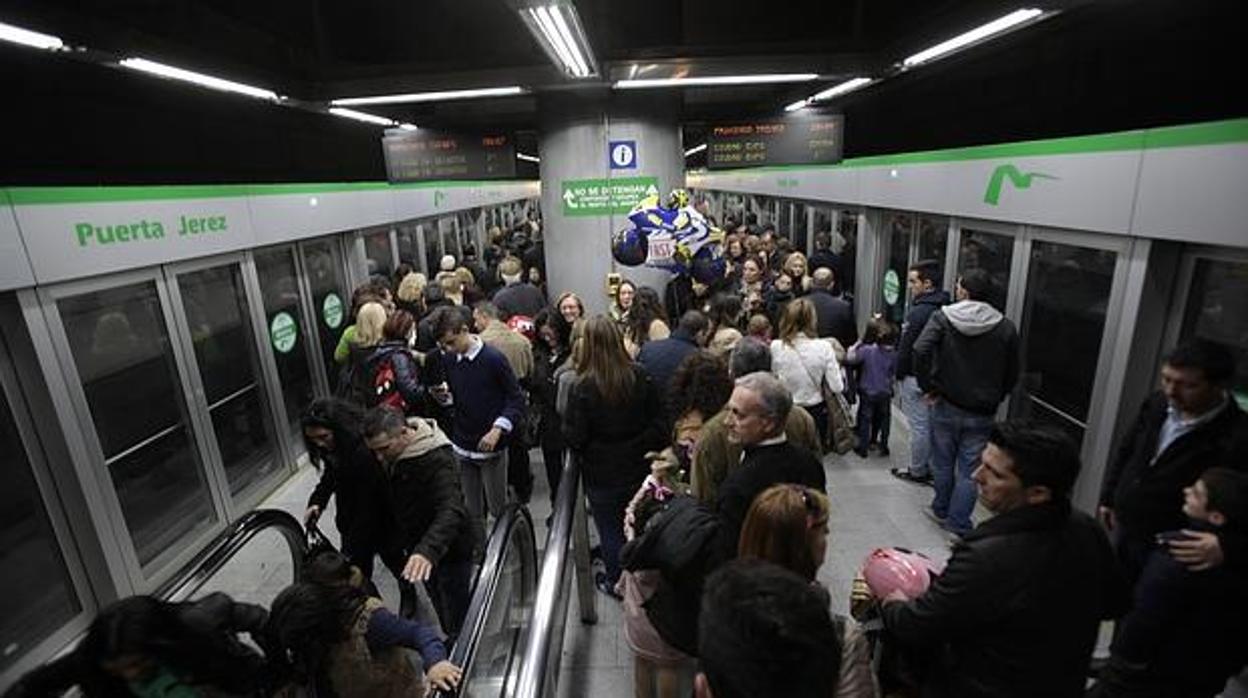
24, 451, 590, 697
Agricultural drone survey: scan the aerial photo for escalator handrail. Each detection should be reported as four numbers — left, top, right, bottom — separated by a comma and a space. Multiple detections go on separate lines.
430, 503, 536, 698
156, 508, 307, 603
514, 452, 581, 698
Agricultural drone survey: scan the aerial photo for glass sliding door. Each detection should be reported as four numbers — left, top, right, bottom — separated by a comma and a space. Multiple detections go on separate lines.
956, 225, 1017, 312
300, 239, 350, 391
0, 367, 84, 673
56, 281, 218, 569
1175, 255, 1248, 409
175, 263, 281, 498
1010, 240, 1119, 447
254, 247, 317, 443
881, 212, 913, 325
362, 228, 394, 278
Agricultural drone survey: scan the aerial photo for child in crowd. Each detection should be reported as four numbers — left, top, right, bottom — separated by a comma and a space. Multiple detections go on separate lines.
846, 317, 898, 458
745, 313, 773, 343
1091, 467, 1248, 698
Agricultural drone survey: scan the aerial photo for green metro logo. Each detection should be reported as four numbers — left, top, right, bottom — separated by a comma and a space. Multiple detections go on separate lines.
983, 164, 1058, 205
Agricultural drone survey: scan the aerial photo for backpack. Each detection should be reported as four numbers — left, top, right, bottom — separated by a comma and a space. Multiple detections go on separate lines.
370, 352, 407, 413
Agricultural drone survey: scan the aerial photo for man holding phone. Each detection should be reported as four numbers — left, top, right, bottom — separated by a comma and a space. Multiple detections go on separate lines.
428, 305, 526, 527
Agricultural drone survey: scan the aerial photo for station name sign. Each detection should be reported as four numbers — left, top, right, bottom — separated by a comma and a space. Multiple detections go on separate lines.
383, 129, 517, 182
707, 114, 844, 170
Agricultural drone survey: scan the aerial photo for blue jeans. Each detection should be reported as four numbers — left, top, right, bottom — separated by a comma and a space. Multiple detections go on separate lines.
899, 377, 932, 476
856, 393, 892, 452
586, 480, 637, 586
929, 399, 994, 534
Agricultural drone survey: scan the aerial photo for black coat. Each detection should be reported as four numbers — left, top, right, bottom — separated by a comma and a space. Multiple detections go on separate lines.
9, 593, 271, 698
882, 501, 1128, 698
619, 496, 722, 656
636, 330, 700, 405
563, 364, 667, 489
714, 440, 826, 558
807, 288, 857, 347
307, 438, 390, 555
531, 344, 571, 451
1100, 392, 1248, 566
913, 308, 1020, 415
896, 289, 949, 378
383, 438, 480, 564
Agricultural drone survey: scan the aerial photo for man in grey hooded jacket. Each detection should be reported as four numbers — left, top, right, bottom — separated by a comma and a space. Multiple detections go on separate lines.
913, 268, 1020, 536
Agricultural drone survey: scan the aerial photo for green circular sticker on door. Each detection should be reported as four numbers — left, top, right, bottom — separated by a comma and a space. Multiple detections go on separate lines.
322, 292, 344, 329
270, 312, 298, 354
882, 269, 901, 306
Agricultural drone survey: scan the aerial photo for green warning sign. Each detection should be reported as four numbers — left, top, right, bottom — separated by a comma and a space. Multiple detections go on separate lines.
270, 312, 298, 354
882, 269, 901, 306
322, 293, 344, 329
560, 176, 659, 217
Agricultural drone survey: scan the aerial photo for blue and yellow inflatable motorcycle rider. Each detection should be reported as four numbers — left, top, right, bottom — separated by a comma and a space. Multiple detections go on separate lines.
611, 189, 727, 283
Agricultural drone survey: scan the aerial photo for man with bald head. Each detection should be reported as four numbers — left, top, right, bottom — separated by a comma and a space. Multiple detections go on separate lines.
808, 267, 857, 347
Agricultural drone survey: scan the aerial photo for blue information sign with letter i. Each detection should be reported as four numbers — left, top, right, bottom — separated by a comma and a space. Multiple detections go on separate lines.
609, 140, 637, 169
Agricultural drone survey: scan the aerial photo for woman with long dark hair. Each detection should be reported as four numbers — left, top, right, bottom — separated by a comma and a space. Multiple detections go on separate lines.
5, 594, 271, 697
622, 286, 670, 358
564, 317, 666, 597
302, 398, 409, 613
530, 308, 574, 507
705, 293, 744, 358
267, 550, 461, 697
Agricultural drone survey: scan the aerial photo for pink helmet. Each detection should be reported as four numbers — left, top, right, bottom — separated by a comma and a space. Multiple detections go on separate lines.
862, 548, 944, 600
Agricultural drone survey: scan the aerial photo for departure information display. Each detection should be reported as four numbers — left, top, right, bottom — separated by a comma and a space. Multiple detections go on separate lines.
382, 130, 516, 182
707, 115, 844, 169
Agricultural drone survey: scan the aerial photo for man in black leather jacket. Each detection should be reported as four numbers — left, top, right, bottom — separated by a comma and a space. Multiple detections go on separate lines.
879, 422, 1127, 698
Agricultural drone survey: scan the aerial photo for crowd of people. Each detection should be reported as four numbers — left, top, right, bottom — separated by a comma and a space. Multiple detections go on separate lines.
5, 215, 1247, 698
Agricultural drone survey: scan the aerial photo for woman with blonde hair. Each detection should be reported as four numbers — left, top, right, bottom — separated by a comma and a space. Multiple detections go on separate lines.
783, 251, 813, 295
339, 302, 388, 405
438, 273, 464, 306
563, 316, 665, 597
770, 298, 842, 446
395, 272, 427, 318
738, 485, 877, 698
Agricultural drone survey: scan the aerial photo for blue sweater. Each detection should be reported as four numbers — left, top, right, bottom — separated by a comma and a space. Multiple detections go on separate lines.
366, 607, 447, 665
440, 337, 526, 453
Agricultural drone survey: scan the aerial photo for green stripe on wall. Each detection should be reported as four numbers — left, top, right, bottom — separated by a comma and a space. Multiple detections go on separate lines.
5, 178, 533, 206
699, 117, 1248, 174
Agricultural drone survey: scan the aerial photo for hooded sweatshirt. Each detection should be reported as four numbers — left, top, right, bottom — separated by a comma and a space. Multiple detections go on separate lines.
912, 299, 1020, 415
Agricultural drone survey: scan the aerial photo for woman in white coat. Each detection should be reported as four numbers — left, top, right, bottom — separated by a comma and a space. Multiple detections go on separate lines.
770, 298, 843, 446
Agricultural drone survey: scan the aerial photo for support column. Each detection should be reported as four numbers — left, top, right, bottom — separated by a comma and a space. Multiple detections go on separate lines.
538, 92, 684, 316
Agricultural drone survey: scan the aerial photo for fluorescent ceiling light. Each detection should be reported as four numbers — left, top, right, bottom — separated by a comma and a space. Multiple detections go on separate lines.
521, 4, 596, 78
903, 8, 1043, 67
616, 73, 819, 89
811, 77, 872, 101
517, 153, 540, 163
398, 123, 418, 131
332, 86, 525, 106
0, 20, 64, 50
328, 107, 395, 126
784, 99, 809, 113
684, 143, 707, 157
119, 58, 279, 101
